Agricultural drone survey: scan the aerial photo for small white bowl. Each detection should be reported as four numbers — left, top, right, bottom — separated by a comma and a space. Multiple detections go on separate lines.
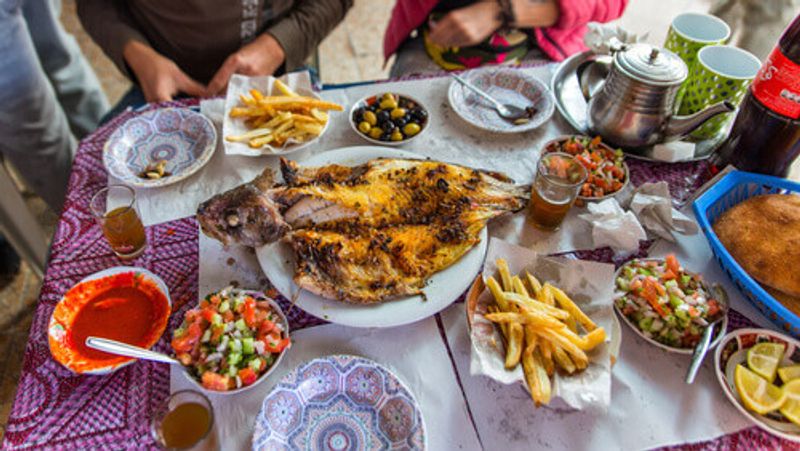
177, 289, 290, 396
613, 258, 728, 354
349, 93, 429, 146
714, 328, 800, 442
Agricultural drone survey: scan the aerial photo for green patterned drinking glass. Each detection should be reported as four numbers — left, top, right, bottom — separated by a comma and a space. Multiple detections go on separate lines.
679, 45, 761, 139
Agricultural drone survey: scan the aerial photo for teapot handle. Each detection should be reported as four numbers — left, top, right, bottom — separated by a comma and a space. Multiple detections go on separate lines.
576, 56, 611, 102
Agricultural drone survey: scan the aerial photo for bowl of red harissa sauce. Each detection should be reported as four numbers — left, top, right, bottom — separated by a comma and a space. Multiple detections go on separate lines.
48, 267, 171, 374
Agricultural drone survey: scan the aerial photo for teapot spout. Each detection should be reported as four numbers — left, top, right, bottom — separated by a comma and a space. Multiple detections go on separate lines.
664, 101, 735, 140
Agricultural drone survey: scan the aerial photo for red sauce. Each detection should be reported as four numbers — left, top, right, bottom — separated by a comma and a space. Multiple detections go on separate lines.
69, 286, 165, 360
51, 271, 170, 372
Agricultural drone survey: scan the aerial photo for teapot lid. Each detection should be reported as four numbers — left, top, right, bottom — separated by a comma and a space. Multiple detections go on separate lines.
615, 44, 688, 86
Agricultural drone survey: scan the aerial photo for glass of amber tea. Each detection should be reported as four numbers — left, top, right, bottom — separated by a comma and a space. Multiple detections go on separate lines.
529, 152, 587, 231
90, 185, 147, 259
151, 390, 217, 450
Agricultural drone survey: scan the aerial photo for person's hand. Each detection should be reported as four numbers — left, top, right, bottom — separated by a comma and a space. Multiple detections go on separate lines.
427, 1, 503, 48
123, 40, 206, 103
206, 33, 286, 96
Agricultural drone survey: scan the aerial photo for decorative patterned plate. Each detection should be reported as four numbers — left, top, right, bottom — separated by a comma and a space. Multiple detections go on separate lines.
448, 68, 554, 133
253, 355, 426, 450
103, 108, 217, 188
715, 328, 800, 442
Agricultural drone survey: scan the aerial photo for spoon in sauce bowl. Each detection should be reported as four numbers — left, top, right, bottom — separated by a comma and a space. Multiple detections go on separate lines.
85, 336, 181, 365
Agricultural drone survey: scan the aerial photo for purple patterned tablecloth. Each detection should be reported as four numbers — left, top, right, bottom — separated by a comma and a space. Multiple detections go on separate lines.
1, 91, 793, 450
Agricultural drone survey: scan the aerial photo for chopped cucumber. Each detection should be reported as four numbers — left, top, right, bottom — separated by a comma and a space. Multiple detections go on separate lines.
638, 316, 654, 332
228, 352, 242, 367
211, 313, 223, 326
201, 329, 211, 343
229, 338, 242, 354
249, 357, 263, 372
218, 300, 230, 313
669, 295, 683, 309
235, 318, 247, 332
680, 274, 691, 286
616, 277, 630, 291
242, 337, 255, 355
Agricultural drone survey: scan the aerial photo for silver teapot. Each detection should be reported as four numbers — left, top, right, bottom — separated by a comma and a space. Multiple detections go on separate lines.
577, 43, 734, 148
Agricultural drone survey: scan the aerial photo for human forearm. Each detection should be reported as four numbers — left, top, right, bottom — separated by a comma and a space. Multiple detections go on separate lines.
509, 0, 560, 28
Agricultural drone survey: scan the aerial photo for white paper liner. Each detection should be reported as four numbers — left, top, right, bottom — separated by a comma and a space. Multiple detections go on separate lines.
222, 72, 330, 156
469, 238, 616, 410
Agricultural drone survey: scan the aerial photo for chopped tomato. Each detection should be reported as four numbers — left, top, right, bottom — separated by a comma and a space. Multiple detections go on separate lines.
258, 320, 275, 338
171, 322, 202, 352
590, 136, 602, 147
642, 278, 669, 318
662, 269, 677, 281
222, 310, 234, 322
238, 368, 258, 386
688, 306, 700, 318
201, 372, 231, 391
707, 299, 720, 317
201, 308, 216, 323
264, 337, 290, 353
210, 324, 225, 344
243, 298, 257, 328
208, 295, 221, 307
665, 254, 680, 276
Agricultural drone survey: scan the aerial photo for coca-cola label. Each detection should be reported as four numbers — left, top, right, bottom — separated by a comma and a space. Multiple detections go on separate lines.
752, 47, 800, 119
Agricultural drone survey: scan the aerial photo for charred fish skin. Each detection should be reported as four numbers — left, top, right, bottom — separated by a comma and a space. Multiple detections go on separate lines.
287, 219, 482, 304
196, 170, 289, 248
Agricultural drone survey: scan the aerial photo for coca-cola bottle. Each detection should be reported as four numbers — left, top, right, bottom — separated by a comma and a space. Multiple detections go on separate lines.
713, 14, 800, 177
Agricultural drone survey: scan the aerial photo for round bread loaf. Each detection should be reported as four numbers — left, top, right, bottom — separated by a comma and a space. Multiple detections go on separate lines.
713, 194, 800, 297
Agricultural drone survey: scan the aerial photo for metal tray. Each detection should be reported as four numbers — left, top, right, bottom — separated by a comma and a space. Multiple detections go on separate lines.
550, 51, 724, 163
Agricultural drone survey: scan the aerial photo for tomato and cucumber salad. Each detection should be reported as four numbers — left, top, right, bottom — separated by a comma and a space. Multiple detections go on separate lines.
545, 136, 626, 198
615, 255, 722, 349
171, 287, 289, 391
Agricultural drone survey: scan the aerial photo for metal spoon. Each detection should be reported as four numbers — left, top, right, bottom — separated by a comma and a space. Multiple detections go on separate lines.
86, 336, 181, 365
685, 285, 730, 384
451, 73, 535, 123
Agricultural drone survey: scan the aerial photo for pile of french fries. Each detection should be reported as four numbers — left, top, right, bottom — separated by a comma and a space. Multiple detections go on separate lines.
484, 259, 606, 407
225, 79, 343, 149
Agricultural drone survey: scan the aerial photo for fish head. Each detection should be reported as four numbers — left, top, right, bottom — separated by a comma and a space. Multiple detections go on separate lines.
196, 184, 289, 247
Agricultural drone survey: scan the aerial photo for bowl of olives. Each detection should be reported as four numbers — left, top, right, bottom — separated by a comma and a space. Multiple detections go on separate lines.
350, 93, 429, 146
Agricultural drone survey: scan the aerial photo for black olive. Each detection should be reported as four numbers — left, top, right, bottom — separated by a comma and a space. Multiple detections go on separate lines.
354, 107, 366, 120
393, 117, 407, 127
380, 132, 392, 141
377, 110, 391, 124
412, 108, 428, 122
382, 121, 396, 132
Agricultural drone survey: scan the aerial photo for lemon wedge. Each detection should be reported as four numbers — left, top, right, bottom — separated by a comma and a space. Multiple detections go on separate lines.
781, 379, 800, 426
779, 365, 800, 383
747, 342, 786, 382
735, 364, 786, 415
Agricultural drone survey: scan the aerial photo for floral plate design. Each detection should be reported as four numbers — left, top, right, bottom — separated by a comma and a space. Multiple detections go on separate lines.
715, 328, 800, 442
253, 355, 426, 450
448, 68, 555, 133
103, 108, 217, 188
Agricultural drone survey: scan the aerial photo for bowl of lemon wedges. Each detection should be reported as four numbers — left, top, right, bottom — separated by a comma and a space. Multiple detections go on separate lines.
715, 328, 800, 442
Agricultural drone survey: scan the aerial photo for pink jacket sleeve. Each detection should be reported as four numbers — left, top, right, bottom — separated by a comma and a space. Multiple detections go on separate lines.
535, 0, 629, 61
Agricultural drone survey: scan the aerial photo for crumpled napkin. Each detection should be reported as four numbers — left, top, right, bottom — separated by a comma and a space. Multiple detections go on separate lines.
628, 182, 699, 241
578, 198, 647, 256
584, 22, 645, 55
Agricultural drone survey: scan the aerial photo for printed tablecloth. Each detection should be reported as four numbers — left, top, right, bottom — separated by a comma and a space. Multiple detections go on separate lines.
1, 70, 793, 450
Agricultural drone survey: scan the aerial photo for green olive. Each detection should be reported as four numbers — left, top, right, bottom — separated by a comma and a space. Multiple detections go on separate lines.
368, 127, 383, 139
403, 122, 421, 136
379, 98, 398, 110
381, 93, 395, 101
390, 108, 406, 119
358, 121, 371, 133
391, 130, 403, 141
363, 111, 377, 126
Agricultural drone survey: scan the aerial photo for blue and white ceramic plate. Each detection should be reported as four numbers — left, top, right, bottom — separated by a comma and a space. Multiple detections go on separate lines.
253, 355, 426, 450
103, 108, 217, 188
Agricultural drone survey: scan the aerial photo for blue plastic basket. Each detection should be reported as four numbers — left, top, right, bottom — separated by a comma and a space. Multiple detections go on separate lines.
693, 170, 800, 337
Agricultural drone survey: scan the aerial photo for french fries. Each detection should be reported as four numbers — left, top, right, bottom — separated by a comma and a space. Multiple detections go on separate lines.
225, 82, 343, 150
483, 258, 606, 407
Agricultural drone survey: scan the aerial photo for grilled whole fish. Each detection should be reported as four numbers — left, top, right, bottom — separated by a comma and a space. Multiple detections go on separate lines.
197, 157, 528, 303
